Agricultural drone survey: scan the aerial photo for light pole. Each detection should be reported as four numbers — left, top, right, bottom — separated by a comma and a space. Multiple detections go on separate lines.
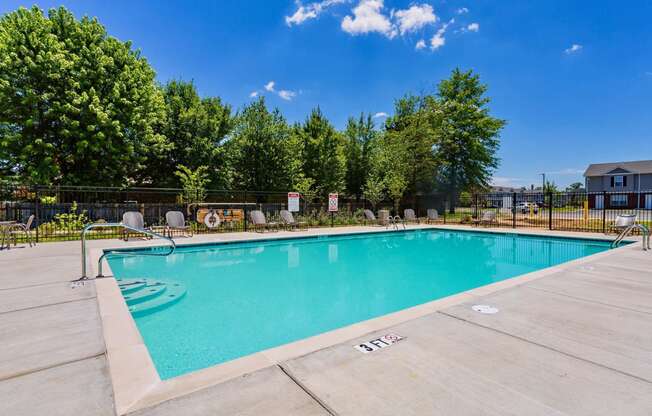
540, 173, 546, 191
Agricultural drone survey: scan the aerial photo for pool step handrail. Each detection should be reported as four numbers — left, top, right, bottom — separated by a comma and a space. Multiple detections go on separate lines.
611, 223, 650, 250
79, 222, 176, 280
387, 215, 406, 231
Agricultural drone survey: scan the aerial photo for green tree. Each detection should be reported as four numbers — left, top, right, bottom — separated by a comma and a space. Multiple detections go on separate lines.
174, 164, 209, 203
225, 97, 296, 191
297, 108, 346, 197
566, 182, 584, 192
343, 113, 375, 198
147, 80, 232, 187
543, 180, 558, 193
385, 95, 438, 195
373, 133, 410, 214
0, 6, 166, 185
432, 69, 505, 212
362, 172, 385, 209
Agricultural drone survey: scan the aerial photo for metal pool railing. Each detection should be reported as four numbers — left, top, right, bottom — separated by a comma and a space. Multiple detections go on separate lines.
79, 223, 176, 280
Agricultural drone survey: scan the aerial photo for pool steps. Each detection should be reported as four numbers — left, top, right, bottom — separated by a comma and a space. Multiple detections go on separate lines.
117, 278, 187, 318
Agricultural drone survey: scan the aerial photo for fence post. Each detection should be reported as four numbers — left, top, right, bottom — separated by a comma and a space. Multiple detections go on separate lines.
243, 191, 248, 232
548, 192, 553, 230
512, 192, 516, 228
34, 185, 40, 243
601, 191, 607, 233
443, 199, 447, 224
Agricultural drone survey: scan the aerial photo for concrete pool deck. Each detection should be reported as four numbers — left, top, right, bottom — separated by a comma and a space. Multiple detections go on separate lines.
1, 225, 651, 415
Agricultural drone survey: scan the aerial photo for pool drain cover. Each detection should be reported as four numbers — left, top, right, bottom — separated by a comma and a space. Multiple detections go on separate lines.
472, 304, 499, 314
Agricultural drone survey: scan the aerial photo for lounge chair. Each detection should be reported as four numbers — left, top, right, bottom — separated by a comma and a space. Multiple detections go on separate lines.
609, 214, 636, 234
426, 209, 441, 224
364, 209, 384, 226
165, 211, 193, 237
472, 210, 497, 227
280, 210, 307, 231
404, 209, 420, 224
7, 214, 35, 247
249, 210, 279, 233
122, 211, 152, 240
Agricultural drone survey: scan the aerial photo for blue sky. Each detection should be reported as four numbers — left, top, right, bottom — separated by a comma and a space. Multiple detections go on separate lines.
2, 1, 651, 188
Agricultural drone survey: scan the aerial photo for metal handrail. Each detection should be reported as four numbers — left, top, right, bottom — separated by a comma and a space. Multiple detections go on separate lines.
611, 223, 650, 250
80, 223, 176, 279
386, 216, 406, 231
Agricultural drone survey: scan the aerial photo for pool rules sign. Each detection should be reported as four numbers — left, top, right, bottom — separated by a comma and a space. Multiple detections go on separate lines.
288, 192, 300, 212
328, 193, 338, 212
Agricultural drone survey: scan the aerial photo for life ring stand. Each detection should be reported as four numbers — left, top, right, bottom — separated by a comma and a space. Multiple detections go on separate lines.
203, 210, 221, 229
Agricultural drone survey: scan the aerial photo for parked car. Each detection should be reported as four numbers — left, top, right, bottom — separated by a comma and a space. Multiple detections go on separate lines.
513, 202, 538, 214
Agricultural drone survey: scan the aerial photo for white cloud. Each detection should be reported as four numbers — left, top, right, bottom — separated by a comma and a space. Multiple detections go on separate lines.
373, 112, 389, 118
341, 0, 397, 38
286, 0, 347, 26
467, 22, 479, 32
252, 81, 298, 101
393, 4, 436, 35
564, 44, 582, 54
491, 176, 524, 187
457, 7, 469, 14
430, 19, 453, 50
548, 168, 584, 175
415, 39, 426, 50
278, 90, 297, 101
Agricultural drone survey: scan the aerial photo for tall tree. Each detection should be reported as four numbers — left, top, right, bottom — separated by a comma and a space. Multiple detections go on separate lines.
343, 113, 375, 198
384, 95, 438, 195
297, 107, 346, 197
432, 69, 505, 212
225, 97, 297, 191
0, 6, 166, 185
146, 80, 232, 187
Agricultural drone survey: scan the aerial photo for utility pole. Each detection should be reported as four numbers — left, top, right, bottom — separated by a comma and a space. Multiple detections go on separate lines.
540, 173, 546, 191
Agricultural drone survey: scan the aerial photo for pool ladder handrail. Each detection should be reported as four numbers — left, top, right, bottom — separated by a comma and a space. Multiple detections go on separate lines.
80, 223, 176, 280
611, 223, 650, 250
387, 215, 406, 231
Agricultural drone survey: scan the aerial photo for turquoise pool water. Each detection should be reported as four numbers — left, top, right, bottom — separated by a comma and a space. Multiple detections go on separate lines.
108, 229, 611, 379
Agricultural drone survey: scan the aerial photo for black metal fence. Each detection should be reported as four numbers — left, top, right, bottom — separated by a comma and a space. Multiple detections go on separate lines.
470, 191, 652, 233
1, 185, 651, 243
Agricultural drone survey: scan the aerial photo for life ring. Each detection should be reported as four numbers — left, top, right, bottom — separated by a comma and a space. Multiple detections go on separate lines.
203, 210, 221, 229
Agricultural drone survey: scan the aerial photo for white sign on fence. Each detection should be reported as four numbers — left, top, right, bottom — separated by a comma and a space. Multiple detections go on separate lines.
288, 192, 300, 212
328, 193, 338, 212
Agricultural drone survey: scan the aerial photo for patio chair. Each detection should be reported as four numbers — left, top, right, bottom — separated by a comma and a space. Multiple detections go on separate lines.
404, 209, 420, 224
249, 210, 279, 233
8, 214, 35, 247
364, 209, 383, 226
122, 211, 152, 241
608, 214, 636, 234
472, 210, 497, 227
280, 210, 308, 231
426, 209, 441, 224
165, 211, 193, 237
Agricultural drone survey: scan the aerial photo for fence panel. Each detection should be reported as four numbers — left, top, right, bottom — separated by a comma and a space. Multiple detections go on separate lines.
1, 184, 651, 244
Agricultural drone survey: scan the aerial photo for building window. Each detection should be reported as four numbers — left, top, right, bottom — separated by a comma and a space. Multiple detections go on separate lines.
610, 194, 627, 207
611, 175, 627, 188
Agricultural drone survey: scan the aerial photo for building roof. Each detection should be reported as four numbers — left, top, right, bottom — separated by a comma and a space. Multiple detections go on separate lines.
584, 160, 652, 176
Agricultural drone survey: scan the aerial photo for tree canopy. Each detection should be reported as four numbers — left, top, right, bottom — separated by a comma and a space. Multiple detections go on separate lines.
0, 6, 506, 208
0, 6, 166, 186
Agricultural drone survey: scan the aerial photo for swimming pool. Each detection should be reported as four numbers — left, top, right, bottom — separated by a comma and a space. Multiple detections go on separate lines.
107, 229, 612, 380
